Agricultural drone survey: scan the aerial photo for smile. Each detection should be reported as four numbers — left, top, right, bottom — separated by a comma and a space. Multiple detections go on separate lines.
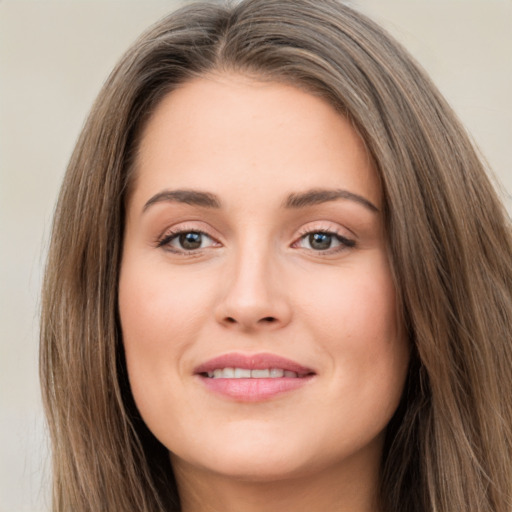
205, 368, 302, 379
194, 353, 315, 401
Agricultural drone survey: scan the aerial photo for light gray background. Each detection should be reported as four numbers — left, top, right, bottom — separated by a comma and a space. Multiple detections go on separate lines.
1, 1, 511, 511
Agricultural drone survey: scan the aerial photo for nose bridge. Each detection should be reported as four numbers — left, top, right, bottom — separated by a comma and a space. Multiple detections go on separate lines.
215, 233, 291, 330
231, 242, 273, 305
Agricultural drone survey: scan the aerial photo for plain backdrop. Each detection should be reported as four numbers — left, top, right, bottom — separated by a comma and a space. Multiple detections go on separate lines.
1, 1, 510, 511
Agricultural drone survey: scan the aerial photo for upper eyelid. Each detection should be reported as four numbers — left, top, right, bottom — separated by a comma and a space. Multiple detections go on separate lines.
294, 222, 356, 240
157, 228, 218, 247
157, 221, 220, 241
155, 221, 356, 247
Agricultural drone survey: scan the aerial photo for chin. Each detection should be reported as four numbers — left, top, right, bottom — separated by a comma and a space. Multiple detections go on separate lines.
170, 426, 319, 482
186, 454, 314, 483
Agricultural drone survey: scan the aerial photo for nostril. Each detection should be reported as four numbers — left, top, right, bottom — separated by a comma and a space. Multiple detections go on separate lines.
222, 315, 279, 327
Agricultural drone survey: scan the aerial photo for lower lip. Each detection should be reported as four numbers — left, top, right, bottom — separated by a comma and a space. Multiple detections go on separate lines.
198, 376, 314, 402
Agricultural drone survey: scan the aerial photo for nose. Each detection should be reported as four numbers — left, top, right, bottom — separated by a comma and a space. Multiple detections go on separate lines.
214, 247, 292, 332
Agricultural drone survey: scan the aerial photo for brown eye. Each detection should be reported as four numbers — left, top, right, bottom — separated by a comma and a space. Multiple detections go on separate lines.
308, 233, 333, 250
179, 232, 203, 250
296, 231, 356, 252
158, 230, 218, 252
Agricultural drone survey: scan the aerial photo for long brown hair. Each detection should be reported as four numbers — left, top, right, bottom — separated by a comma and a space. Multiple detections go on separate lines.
40, 1, 512, 510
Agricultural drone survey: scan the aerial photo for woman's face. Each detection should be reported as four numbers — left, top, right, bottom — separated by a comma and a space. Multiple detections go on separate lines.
119, 74, 409, 484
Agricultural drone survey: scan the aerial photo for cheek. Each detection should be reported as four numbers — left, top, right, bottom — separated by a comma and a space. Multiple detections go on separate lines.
119, 261, 213, 349
118, 258, 215, 415
298, 257, 408, 409
300, 259, 399, 346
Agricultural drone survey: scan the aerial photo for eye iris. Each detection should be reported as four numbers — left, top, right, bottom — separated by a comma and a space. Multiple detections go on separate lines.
179, 232, 202, 250
309, 232, 332, 250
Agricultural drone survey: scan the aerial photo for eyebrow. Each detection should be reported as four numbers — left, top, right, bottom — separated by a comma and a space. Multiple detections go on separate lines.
283, 188, 379, 212
143, 189, 221, 212
142, 187, 379, 214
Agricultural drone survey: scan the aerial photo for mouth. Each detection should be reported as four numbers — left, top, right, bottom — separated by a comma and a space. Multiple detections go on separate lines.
202, 368, 308, 379
194, 353, 316, 401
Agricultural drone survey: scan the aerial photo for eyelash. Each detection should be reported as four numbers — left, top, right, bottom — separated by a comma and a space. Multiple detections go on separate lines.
156, 226, 356, 255
156, 228, 216, 254
293, 228, 356, 254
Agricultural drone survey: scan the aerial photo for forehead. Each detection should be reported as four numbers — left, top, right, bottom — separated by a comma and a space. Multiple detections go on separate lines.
131, 73, 380, 209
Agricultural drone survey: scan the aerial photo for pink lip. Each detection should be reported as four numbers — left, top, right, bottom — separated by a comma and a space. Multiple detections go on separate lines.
194, 352, 315, 402
194, 352, 314, 375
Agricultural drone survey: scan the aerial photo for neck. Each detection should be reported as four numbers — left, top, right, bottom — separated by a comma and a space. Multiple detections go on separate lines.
173, 452, 382, 512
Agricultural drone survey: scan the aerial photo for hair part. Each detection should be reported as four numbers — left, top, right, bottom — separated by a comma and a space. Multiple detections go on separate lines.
40, 1, 512, 511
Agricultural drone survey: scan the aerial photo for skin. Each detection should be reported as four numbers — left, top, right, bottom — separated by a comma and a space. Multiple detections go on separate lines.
119, 73, 410, 512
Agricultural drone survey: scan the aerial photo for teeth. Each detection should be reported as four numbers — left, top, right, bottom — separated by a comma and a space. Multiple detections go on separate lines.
206, 368, 298, 379
251, 369, 270, 378
234, 368, 251, 378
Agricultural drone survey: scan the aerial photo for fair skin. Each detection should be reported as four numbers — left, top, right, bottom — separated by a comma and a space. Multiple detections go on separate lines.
119, 73, 410, 512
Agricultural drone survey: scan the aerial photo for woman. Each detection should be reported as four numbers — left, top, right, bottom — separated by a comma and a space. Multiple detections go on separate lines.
40, 0, 512, 511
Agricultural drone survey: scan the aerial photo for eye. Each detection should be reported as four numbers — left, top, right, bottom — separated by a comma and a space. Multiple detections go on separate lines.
295, 230, 355, 252
158, 230, 218, 252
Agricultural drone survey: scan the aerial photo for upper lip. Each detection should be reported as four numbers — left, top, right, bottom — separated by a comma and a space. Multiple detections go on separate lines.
194, 352, 315, 376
